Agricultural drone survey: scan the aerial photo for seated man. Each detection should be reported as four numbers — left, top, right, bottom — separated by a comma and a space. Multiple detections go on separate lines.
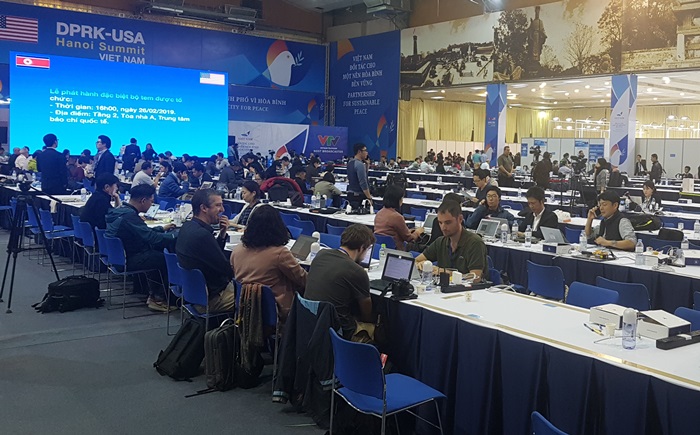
465, 186, 514, 229
218, 160, 243, 192
292, 166, 313, 194
518, 186, 559, 239
416, 200, 488, 280
468, 168, 498, 205
304, 224, 376, 340
81, 173, 121, 230
106, 184, 177, 311
176, 189, 235, 312
132, 161, 164, 187
585, 190, 636, 251
158, 162, 189, 198
189, 162, 213, 189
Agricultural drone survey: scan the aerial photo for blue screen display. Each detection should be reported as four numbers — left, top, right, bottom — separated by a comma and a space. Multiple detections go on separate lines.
9, 52, 228, 156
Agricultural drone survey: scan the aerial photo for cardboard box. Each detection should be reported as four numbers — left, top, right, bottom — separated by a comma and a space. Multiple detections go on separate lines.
542, 243, 570, 255
638, 310, 691, 340
589, 304, 627, 328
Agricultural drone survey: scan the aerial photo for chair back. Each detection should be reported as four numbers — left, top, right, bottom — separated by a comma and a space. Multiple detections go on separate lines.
84, 181, 96, 193
508, 202, 524, 211
326, 223, 345, 235
409, 251, 420, 258
163, 248, 183, 287
70, 215, 83, 240
674, 307, 700, 330
261, 285, 277, 328
647, 238, 680, 253
410, 207, 427, 220
407, 193, 427, 200
566, 282, 619, 309
303, 194, 312, 205
39, 209, 56, 232
487, 255, 494, 269
26, 206, 40, 228
329, 328, 384, 400
180, 266, 209, 306
662, 216, 681, 228
291, 217, 315, 236
159, 197, 178, 211
527, 261, 566, 300
79, 222, 96, 248
287, 225, 303, 240
103, 236, 127, 268
489, 268, 502, 285
374, 234, 396, 250
694, 291, 700, 311
564, 226, 583, 244
658, 228, 684, 241
531, 411, 568, 435
94, 228, 109, 256
595, 277, 650, 311
320, 233, 341, 249
279, 212, 298, 228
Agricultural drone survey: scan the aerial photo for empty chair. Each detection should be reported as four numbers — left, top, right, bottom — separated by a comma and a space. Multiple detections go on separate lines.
596, 277, 650, 311
320, 233, 341, 249
38, 209, 74, 264
328, 328, 445, 435
410, 207, 427, 221
531, 411, 568, 435
566, 281, 619, 309
694, 291, 700, 311
564, 226, 584, 244
407, 192, 427, 200
70, 215, 84, 274
287, 226, 303, 240
327, 224, 345, 235
489, 268, 502, 285
675, 307, 700, 330
180, 266, 233, 331
647, 238, 680, 253
526, 261, 566, 301
374, 234, 397, 250
279, 212, 298, 228
291, 218, 315, 236
163, 248, 185, 335
78, 221, 100, 275
304, 194, 312, 205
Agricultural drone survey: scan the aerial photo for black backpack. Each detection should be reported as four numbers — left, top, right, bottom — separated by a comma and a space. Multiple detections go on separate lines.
624, 213, 662, 231
32, 275, 103, 313
154, 318, 205, 381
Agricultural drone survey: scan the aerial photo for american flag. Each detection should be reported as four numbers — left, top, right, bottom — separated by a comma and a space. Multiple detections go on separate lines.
0, 15, 38, 43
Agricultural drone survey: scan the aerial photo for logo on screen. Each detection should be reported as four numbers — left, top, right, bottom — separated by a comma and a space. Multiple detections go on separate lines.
318, 135, 339, 147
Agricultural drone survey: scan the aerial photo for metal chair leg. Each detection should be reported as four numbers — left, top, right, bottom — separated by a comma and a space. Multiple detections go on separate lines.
434, 400, 444, 435
329, 382, 336, 435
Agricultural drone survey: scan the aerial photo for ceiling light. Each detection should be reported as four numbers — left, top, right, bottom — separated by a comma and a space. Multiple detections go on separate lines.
440, 90, 446, 94
553, 117, 560, 121
682, 116, 689, 120
510, 103, 522, 106
668, 115, 676, 120
507, 94, 517, 100
431, 96, 444, 100
470, 86, 486, 90
600, 99, 605, 102
424, 90, 438, 93
539, 82, 547, 88
564, 80, 582, 84
647, 87, 653, 92
555, 125, 562, 129
606, 93, 611, 97
653, 97, 658, 101
564, 92, 570, 96
662, 76, 671, 84
585, 85, 591, 89
531, 88, 537, 92
507, 89, 512, 93
604, 81, 610, 85
566, 126, 573, 130
681, 92, 686, 96
566, 117, 573, 122
538, 111, 548, 118
574, 89, 580, 93
553, 101, 558, 104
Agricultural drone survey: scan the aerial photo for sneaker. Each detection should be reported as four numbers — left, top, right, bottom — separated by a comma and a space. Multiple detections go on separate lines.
147, 297, 176, 312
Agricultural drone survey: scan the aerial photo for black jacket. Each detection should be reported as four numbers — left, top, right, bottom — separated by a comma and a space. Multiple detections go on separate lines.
190, 172, 213, 188
175, 218, 232, 296
94, 150, 116, 177
37, 147, 67, 195
294, 177, 312, 194
122, 144, 141, 172
650, 161, 663, 183
518, 206, 559, 239
533, 158, 553, 188
80, 190, 114, 230
634, 160, 647, 176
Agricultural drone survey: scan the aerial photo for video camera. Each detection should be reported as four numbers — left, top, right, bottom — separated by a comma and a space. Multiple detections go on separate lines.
530, 146, 541, 161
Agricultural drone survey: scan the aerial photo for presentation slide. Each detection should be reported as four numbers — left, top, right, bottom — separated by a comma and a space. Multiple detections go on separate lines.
9, 52, 228, 157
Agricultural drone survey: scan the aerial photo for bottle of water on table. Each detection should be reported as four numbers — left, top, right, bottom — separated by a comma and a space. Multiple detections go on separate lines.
378, 244, 387, 270
511, 223, 519, 241
421, 260, 434, 292
694, 220, 700, 239
501, 223, 509, 245
579, 230, 587, 252
524, 225, 532, 248
622, 308, 638, 350
635, 239, 644, 266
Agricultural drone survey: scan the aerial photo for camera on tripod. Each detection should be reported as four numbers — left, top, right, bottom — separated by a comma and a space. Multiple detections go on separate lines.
530, 146, 541, 161
570, 155, 587, 174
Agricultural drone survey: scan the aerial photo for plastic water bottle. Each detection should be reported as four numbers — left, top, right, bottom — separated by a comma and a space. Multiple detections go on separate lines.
635, 239, 644, 266
511, 223, 519, 241
501, 223, 509, 245
80, 188, 87, 202
308, 241, 320, 262
678, 221, 685, 231
619, 197, 626, 212
311, 194, 319, 208
378, 244, 387, 270
518, 186, 522, 197
579, 230, 587, 252
524, 225, 532, 248
421, 260, 434, 291
174, 204, 182, 225
234, 187, 242, 200
437, 176, 442, 183
676, 246, 686, 267
622, 308, 638, 350
124, 191, 131, 202
682, 236, 690, 251
694, 220, 700, 239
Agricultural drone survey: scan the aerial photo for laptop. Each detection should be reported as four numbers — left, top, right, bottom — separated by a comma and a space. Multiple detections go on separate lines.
370, 251, 415, 292
541, 226, 568, 244
144, 204, 160, 220
289, 234, 319, 261
630, 195, 642, 205
199, 181, 213, 190
423, 213, 437, 235
335, 182, 348, 192
476, 218, 505, 238
359, 244, 374, 269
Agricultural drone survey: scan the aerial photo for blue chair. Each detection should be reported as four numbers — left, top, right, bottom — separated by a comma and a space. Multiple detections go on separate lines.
158, 197, 178, 211
532, 411, 568, 435
374, 234, 397, 250
694, 291, 700, 311
566, 282, 619, 309
291, 217, 316, 236
320, 233, 341, 249
372, 242, 382, 260
39, 209, 74, 264
489, 268, 502, 285
674, 307, 700, 330
596, 277, 650, 311
564, 225, 584, 244
70, 215, 84, 274
326, 198, 334, 208
508, 202, 524, 211
647, 238, 680, 253
487, 255, 494, 269
407, 192, 427, 200
84, 181, 96, 194
180, 266, 233, 331
279, 212, 298, 228
78, 221, 100, 276
527, 261, 566, 301
303, 194, 312, 204
402, 214, 417, 221
662, 216, 681, 228
410, 207, 427, 221
163, 248, 185, 335
327, 224, 345, 235
328, 328, 445, 435
287, 226, 303, 239
409, 251, 420, 258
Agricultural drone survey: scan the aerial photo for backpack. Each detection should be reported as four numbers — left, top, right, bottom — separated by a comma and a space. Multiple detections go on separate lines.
32, 275, 103, 313
624, 213, 662, 231
204, 319, 237, 391
154, 318, 205, 381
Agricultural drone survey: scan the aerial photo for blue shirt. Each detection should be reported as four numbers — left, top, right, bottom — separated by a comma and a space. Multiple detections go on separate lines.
347, 159, 369, 194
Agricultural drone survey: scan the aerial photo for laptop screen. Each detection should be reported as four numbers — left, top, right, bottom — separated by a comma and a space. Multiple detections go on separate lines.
382, 253, 415, 281
145, 204, 160, 219
476, 219, 501, 238
290, 235, 318, 260
423, 213, 436, 231
335, 182, 348, 192
359, 244, 373, 269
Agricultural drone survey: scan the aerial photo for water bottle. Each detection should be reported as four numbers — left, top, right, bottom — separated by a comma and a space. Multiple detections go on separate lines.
174, 204, 182, 225
378, 244, 387, 270
234, 187, 242, 201
308, 241, 320, 262
676, 246, 686, 267
682, 236, 690, 251
421, 260, 434, 291
124, 191, 131, 203
678, 221, 685, 231
511, 223, 519, 241
579, 230, 587, 252
619, 197, 626, 212
80, 188, 87, 202
312, 194, 319, 208
501, 223, 509, 245
437, 176, 442, 183
694, 220, 700, 239
524, 225, 532, 248
622, 308, 638, 350
635, 239, 644, 266
518, 186, 522, 197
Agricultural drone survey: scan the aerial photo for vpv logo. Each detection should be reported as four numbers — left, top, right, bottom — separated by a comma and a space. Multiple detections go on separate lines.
318, 135, 340, 147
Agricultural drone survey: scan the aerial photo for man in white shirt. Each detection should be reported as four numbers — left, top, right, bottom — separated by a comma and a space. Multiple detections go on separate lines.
14, 147, 29, 171
420, 156, 436, 173
215, 152, 229, 172
132, 161, 164, 187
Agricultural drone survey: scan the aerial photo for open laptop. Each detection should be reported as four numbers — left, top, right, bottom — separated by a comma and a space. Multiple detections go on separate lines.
541, 226, 568, 244
199, 181, 213, 190
476, 218, 506, 238
289, 234, 319, 261
370, 251, 415, 292
423, 213, 437, 235
630, 195, 642, 205
359, 244, 374, 269
335, 182, 348, 192
144, 204, 161, 220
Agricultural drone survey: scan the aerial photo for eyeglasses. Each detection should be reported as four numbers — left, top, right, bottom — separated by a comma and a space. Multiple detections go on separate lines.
486, 195, 499, 199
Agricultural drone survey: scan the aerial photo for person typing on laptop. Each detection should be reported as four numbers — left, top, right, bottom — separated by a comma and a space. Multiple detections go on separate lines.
416, 200, 488, 281
304, 224, 376, 341
585, 190, 636, 251
517, 186, 559, 239
465, 186, 514, 230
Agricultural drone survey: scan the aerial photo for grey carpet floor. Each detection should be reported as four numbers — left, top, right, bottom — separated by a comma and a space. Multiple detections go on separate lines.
0, 233, 324, 434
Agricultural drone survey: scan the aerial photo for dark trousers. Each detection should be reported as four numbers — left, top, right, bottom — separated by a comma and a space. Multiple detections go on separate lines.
127, 250, 168, 298
498, 174, 514, 188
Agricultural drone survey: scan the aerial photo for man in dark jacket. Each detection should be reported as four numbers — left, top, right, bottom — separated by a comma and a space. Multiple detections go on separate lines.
465, 186, 514, 229
649, 153, 663, 184
518, 186, 559, 239
532, 152, 553, 189
122, 138, 141, 173
93, 135, 116, 177
176, 189, 235, 312
158, 162, 190, 198
189, 163, 213, 189
106, 184, 176, 312
37, 134, 68, 195
80, 173, 121, 230
292, 167, 313, 194
218, 161, 243, 192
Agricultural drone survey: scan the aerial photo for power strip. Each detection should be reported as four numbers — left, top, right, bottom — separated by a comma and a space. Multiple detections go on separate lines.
656, 330, 700, 350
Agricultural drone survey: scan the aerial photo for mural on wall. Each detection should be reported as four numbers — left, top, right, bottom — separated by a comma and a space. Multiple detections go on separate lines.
400, 0, 621, 88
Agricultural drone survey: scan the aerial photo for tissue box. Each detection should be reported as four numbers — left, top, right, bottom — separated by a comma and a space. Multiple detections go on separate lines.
542, 243, 570, 255
638, 310, 691, 340
589, 304, 627, 328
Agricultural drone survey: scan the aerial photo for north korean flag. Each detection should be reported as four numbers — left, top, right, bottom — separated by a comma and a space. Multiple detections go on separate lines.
15, 55, 50, 68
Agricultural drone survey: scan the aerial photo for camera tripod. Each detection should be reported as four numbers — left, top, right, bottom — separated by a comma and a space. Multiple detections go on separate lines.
0, 184, 60, 313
